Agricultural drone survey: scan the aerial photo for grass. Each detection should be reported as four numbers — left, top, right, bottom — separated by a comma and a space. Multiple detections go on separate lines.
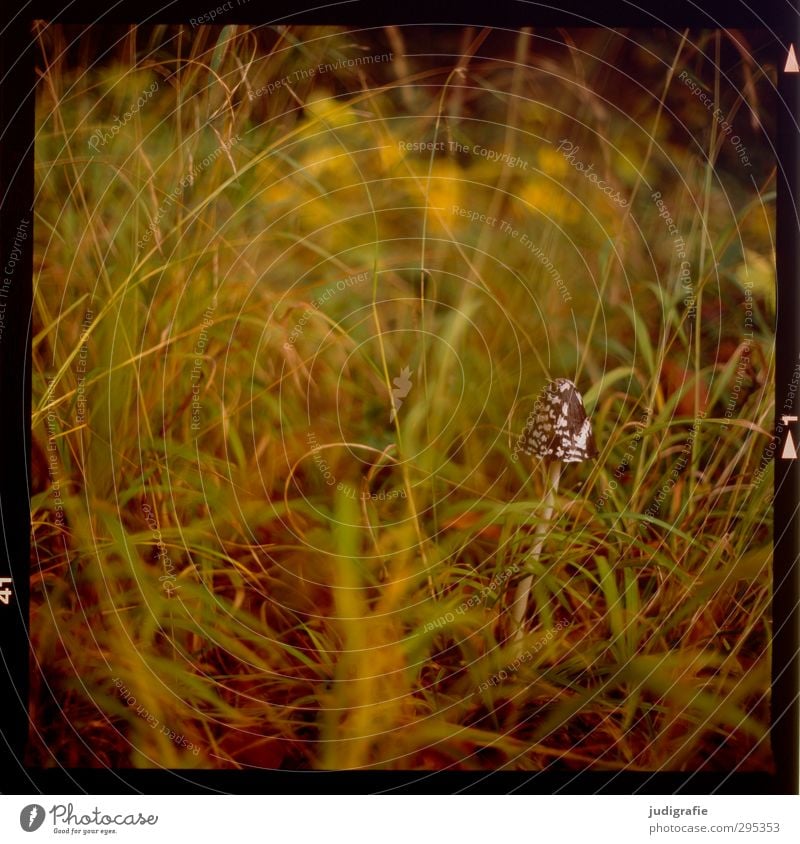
28, 24, 775, 771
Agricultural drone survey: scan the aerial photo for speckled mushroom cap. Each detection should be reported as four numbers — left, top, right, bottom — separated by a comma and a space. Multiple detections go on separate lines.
520, 378, 598, 462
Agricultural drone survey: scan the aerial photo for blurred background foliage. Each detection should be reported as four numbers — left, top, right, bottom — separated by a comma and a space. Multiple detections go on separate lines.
30, 23, 775, 771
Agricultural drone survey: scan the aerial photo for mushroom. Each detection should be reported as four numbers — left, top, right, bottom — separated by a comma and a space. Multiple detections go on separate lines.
509, 378, 597, 642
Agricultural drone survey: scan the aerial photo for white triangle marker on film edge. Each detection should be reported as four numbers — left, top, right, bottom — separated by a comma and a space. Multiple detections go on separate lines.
781, 416, 799, 459
785, 44, 800, 73
781, 415, 798, 460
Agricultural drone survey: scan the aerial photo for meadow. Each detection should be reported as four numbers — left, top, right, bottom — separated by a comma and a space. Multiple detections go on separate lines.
29, 24, 775, 771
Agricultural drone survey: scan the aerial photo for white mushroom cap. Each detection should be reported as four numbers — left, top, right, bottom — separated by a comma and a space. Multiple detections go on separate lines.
520, 378, 597, 462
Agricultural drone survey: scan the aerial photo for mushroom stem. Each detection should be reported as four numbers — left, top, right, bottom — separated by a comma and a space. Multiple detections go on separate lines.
509, 460, 562, 643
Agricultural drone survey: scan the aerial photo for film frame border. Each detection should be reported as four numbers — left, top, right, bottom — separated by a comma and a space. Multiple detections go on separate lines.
0, 0, 796, 795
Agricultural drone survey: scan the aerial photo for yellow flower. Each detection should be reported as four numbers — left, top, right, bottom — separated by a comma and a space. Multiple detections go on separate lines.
519, 180, 581, 225
537, 146, 571, 179
298, 141, 353, 179
303, 91, 358, 129
256, 159, 297, 204
418, 160, 463, 233
734, 249, 775, 314
377, 140, 406, 172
